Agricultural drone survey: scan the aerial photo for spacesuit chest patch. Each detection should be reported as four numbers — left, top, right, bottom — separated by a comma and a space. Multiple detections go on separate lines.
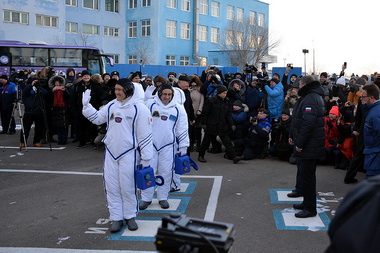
115, 117, 122, 123
169, 115, 177, 121
161, 115, 168, 121
152, 111, 160, 117
110, 113, 114, 121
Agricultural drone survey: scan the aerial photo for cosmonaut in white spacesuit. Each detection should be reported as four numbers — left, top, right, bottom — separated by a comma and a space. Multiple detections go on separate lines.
82, 78, 153, 233
139, 83, 189, 210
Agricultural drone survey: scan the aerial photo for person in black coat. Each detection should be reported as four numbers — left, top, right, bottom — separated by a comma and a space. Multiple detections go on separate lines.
198, 85, 240, 164
289, 75, 325, 218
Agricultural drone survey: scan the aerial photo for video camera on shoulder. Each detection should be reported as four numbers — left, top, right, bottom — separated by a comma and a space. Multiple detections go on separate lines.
244, 63, 258, 73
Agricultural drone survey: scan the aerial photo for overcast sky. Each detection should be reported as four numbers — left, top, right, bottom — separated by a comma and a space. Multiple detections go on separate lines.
263, 0, 379, 76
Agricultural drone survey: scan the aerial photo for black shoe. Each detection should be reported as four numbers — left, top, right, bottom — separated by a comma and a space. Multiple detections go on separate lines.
198, 156, 206, 163
233, 156, 242, 164
287, 191, 303, 198
7, 131, 16, 135
110, 220, 123, 233
344, 178, 358, 184
139, 201, 151, 210
76, 144, 87, 149
210, 148, 222, 154
170, 188, 180, 192
125, 218, 138, 231
93, 144, 99, 150
72, 138, 79, 143
159, 200, 170, 209
0, 131, 6, 134
293, 203, 305, 210
295, 210, 317, 218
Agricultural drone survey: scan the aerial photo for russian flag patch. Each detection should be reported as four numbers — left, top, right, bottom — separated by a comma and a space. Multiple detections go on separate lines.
305, 107, 312, 112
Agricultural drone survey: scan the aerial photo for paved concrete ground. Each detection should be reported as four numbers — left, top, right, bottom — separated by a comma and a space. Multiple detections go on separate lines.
0, 128, 365, 253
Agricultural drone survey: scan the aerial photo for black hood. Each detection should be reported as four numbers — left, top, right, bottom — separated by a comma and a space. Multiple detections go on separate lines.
298, 81, 324, 97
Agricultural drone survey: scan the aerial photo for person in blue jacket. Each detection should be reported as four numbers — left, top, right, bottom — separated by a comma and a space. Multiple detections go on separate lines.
0, 75, 17, 134
361, 84, 380, 178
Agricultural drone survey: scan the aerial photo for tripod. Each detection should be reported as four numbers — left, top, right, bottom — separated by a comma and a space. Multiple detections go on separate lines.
36, 85, 52, 151
2, 84, 28, 151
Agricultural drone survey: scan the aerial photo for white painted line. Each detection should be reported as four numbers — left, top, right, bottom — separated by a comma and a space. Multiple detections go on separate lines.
142, 199, 181, 211
121, 220, 162, 237
0, 248, 157, 253
0, 170, 222, 222
2, 146, 66, 150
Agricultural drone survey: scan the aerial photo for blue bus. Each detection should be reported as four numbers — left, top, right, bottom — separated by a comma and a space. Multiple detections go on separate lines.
0, 40, 113, 77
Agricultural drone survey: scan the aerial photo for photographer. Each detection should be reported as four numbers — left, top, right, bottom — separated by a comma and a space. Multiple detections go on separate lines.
227, 79, 246, 105
264, 78, 284, 120
234, 108, 271, 160
244, 77, 265, 118
19, 77, 48, 148
0, 75, 17, 134
167, 72, 178, 86
281, 64, 298, 98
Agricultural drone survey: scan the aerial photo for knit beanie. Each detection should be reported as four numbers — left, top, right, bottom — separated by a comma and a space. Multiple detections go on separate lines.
329, 106, 339, 116
282, 108, 291, 116
217, 85, 228, 94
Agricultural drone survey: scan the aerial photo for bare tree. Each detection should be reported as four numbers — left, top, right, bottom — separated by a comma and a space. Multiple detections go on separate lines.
72, 34, 97, 47
49, 35, 65, 45
216, 17, 280, 70
131, 40, 150, 65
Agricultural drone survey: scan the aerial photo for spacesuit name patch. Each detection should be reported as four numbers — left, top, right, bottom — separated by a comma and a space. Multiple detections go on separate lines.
169, 115, 177, 121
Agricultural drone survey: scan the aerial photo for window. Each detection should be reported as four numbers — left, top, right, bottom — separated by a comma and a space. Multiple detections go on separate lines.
237, 8, 243, 22
227, 5, 234, 20
236, 32, 243, 46
104, 27, 119, 37
211, 2, 219, 17
83, 0, 99, 10
180, 56, 190, 66
83, 24, 99, 35
36, 14, 58, 28
166, 55, 176, 65
65, 0, 77, 6
198, 25, 207, 42
211, 27, 219, 43
129, 0, 137, 9
141, 20, 151, 37
167, 0, 176, 9
258, 13, 265, 27
65, 22, 78, 33
128, 55, 137, 64
182, 0, 190, 11
105, 0, 119, 12
110, 54, 120, 64
249, 34, 255, 48
142, 0, 151, 7
166, 20, 176, 38
226, 30, 233, 45
199, 57, 207, 66
3, 10, 28, 25
250, 11, 256, 25
180, 23, 190, 40
198, 0, 208, 15
128, 21, 137, 38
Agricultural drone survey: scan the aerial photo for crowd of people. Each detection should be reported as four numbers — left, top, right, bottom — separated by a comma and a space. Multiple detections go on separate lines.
1, 64, 380, 223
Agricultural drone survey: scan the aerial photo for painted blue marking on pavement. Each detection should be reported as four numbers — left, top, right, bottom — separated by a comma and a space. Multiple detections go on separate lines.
108, 217, 161, 242
273, 209, 330, 231
139, 196, 190, 214
170, 181, 197, 195
269, 189, 303, 204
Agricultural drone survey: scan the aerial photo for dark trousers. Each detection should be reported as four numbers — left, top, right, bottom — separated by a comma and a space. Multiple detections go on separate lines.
299, 159, 318, 213
20, 113, 44, 144
199, 133, 236, 159
77, 115, 97, 146
1, 109, 15, 133
56, 127, 68, 144
344, 136, 364, 182
294, 159, 304, 194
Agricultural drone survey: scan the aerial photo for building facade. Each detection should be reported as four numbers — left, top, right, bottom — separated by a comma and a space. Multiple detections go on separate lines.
0, 0, 269, 67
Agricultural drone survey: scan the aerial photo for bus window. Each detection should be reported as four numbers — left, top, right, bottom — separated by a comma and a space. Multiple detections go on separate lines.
50, 48, 82, 67
10, 47, 48, 66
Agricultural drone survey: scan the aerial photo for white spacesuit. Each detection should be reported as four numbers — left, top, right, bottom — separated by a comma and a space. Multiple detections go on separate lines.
82, 79, 153, 231
140, 84, 189, 208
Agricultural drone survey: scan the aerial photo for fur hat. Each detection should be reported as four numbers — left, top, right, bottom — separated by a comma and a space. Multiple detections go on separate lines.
168, 71, 177, 78
356, 77, 366, 85
154, 75, 167, 85
217, 85, 228, 94
178, 74, 191, 82
329, 106, 340, 116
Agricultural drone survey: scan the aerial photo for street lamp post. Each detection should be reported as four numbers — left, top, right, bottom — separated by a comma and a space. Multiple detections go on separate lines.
302, 49, 309, 76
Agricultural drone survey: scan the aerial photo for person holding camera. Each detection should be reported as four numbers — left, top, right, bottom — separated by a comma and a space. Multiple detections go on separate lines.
281, 64, 298, 98
19, 76, 48, 148
0, 75, 17, 135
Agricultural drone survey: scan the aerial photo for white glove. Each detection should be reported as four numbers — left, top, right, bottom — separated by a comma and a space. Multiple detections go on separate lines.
179, 147, 187, 156
82, 89, 91, 107
141, 160, 150, 168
